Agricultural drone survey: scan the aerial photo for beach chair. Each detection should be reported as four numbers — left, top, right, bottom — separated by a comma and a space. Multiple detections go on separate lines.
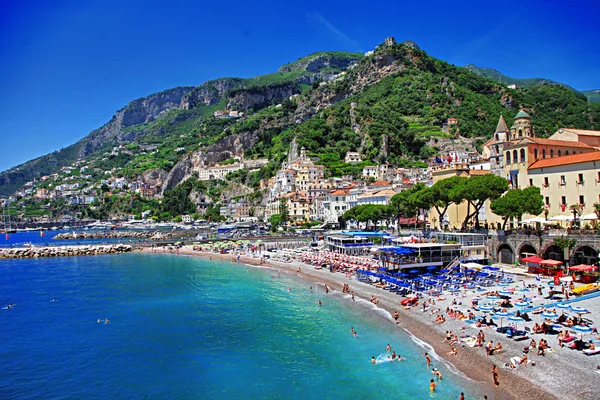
583, 349, 600, 356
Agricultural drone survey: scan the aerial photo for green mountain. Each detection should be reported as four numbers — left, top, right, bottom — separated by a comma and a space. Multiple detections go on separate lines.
465, 64, 599, 103
1, 39, 599, 198
582, 89, 600, 103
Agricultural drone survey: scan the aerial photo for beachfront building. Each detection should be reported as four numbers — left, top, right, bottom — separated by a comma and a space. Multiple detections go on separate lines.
435, 232, 489, 264
326, 233, 373, 255
527, 151, 600, 220
380, 243, 462, 271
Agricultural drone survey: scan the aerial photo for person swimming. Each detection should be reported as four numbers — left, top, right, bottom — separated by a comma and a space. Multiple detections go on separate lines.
371, 356, 376, 364
430, 379, 436, 392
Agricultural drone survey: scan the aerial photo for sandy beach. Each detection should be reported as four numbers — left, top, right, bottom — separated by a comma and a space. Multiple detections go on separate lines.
141, 245, 599, 400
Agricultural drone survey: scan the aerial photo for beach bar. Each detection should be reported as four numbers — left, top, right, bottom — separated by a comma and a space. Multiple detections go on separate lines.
379, 243, 462, 271
326, 234, 373, 255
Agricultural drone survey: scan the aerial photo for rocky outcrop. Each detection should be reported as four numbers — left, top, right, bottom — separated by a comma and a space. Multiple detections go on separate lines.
278, 52, 361, 73
0, 244, 133, 259
227, 83, 299, 111
79, 87, 194, 158
161, 130, 260, 192
140, 169, 168, 189
180, 79, 245, 110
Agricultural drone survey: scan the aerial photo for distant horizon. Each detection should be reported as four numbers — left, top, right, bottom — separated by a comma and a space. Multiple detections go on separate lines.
1, 0, 599, 172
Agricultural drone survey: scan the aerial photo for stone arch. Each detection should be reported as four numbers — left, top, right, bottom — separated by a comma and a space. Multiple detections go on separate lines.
497, 243, 514, 264
518, 243, 537, 259
543, 244, 564, 262
572, 245, 598, 266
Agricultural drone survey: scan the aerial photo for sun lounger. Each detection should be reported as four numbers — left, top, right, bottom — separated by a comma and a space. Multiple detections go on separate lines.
583, 349, 600, 356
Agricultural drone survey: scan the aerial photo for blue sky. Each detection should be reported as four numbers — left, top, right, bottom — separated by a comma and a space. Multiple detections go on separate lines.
1, 0, 599, 172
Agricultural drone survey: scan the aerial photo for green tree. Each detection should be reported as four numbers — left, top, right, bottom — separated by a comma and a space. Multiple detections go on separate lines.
490, 186, 543, 230
553, 235, 577, 267
279, 198, 289, 225
428, 176, 466, 229
191, 213, 201, 221
389, 183, 430, 221
173, 215, 183, 223
269, 213, 283, 232
451, 174, 509, 229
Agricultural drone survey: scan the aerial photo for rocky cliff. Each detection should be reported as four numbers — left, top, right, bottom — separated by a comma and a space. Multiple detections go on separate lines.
180, 79, 245, 109
79, 86, 194, 158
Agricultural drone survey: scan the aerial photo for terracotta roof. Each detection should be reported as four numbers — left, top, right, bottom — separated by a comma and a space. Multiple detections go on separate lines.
528, 151, 600, 169
508, 137, 596, 149
372, 180, 390, 186
330, 189, 349, 196
469, 170, 491, 176
495, 115, 508, 134
560, 128, 600, 137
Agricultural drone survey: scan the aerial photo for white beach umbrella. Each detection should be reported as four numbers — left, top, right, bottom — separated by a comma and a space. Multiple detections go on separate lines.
556, 303, 570, 310
572, 325, 594, 341
519, 216, 547, 224
580, 213, 598, 221
549, 215, 573, 221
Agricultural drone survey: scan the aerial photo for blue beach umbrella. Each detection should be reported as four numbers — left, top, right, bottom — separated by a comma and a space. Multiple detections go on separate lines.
423, 273, 433, 277
515, 301, 529, 307
487, 267, 500, 271
398, 273, 409, 277
495, 311, 511, 317
542, 312, 558, 319
498, 283, 510, 287
499, 290, 512, 296
452, 266, 460, 270
508, 315, 525, 330
479, 305, 494, 312
426, 266, 437, 271
571, 307, 589, 314
556, 303, 570, 309
487, 296, 499, 300
409, 269, 419, 274
573, 325, 594, 340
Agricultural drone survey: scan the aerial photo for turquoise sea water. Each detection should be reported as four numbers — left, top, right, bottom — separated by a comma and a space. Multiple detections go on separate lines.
0, 253, 482, 399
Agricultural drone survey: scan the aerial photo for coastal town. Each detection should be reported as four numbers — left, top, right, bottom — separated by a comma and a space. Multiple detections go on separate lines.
2, 6, 600, 397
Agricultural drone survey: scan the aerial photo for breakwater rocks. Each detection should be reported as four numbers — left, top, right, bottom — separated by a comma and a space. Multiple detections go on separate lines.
53, 231, 171, 240
0, 244, 133, 259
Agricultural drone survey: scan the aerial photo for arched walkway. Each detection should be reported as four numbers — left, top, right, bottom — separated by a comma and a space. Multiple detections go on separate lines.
543, 245, 564, 262
518, 243, 537, 259
497, 244, 514, 264
572, 246, 598, 266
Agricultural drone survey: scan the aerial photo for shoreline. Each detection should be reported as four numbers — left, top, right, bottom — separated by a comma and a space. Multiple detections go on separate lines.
142, 246, 566, 400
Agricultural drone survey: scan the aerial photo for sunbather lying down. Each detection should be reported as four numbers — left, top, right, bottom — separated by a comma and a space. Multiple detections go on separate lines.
506, 354, 536, 370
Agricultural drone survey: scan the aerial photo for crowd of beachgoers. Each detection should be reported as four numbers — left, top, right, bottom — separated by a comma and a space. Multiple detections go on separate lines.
145, 242, 600, 399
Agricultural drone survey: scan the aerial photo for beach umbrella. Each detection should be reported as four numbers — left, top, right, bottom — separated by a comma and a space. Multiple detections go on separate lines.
571, 306, 589, 314
398, 273, 409, 277
486, 267, 500, 271
556, 303, 570, 309
452, 266, 460, 270
542, 312, 558, 319
426, 266, 437, 271
572, 325, 594, 340
499, 290, 512, 296
486, 296, 499, 300
495, 311, 511, 327
508, 316, 525, 330
409, 269, 419, 274
479, 305, 494, 312
515, 301, 529, 307
517, 288, 530, 293
423, 272, 433, 277
498, 283, 510, 287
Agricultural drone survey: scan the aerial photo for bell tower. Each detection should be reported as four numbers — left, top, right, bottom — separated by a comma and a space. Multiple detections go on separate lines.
510, 110, 533, 140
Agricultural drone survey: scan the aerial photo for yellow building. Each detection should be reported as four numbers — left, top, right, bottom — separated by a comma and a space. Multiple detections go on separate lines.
528, 152, 600, 219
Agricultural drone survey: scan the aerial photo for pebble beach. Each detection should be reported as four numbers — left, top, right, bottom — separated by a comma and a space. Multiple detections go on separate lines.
144, 244, 600, 400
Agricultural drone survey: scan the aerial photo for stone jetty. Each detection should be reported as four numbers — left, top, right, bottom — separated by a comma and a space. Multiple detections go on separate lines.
53, 231, 161, 240
0, 244, 133, 259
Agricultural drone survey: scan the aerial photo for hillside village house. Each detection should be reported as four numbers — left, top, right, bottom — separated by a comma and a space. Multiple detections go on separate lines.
344, 152, 362, 164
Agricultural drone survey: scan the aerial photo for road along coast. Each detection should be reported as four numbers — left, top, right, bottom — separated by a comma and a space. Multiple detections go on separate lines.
145, 244, 600, 400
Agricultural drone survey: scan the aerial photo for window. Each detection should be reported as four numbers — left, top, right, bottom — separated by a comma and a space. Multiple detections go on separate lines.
578, 173, 584, 185
579, 195, 585, 206
542, 149, 546, 158
520, 149, 526, 162
561, 196, 567, 205
545, 197, 550, 206
513, 150, 518, 162
565, 151, 569, 156
560, 175, 566, 186
528, 179, 532, 187
506, 151, 511, 164
534, 149, 539, 159
550, 149, 554, 158
558, 150, 562, 157
543, 177, 549, 187
519, 129, 523, 138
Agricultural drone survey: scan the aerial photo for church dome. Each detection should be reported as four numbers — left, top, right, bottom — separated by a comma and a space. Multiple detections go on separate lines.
514, 110, 531, 119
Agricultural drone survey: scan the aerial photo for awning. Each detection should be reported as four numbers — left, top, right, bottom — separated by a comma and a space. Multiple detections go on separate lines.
539, 259, 563, 266
569, 264, 597, 272
520, 255, 543, 264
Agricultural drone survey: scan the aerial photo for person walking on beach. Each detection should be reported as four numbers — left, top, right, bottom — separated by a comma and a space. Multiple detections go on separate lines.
492, 364, 499, 387
351, 291, 355, 301
424, 353, 431, 367
393, 310, 399, 324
